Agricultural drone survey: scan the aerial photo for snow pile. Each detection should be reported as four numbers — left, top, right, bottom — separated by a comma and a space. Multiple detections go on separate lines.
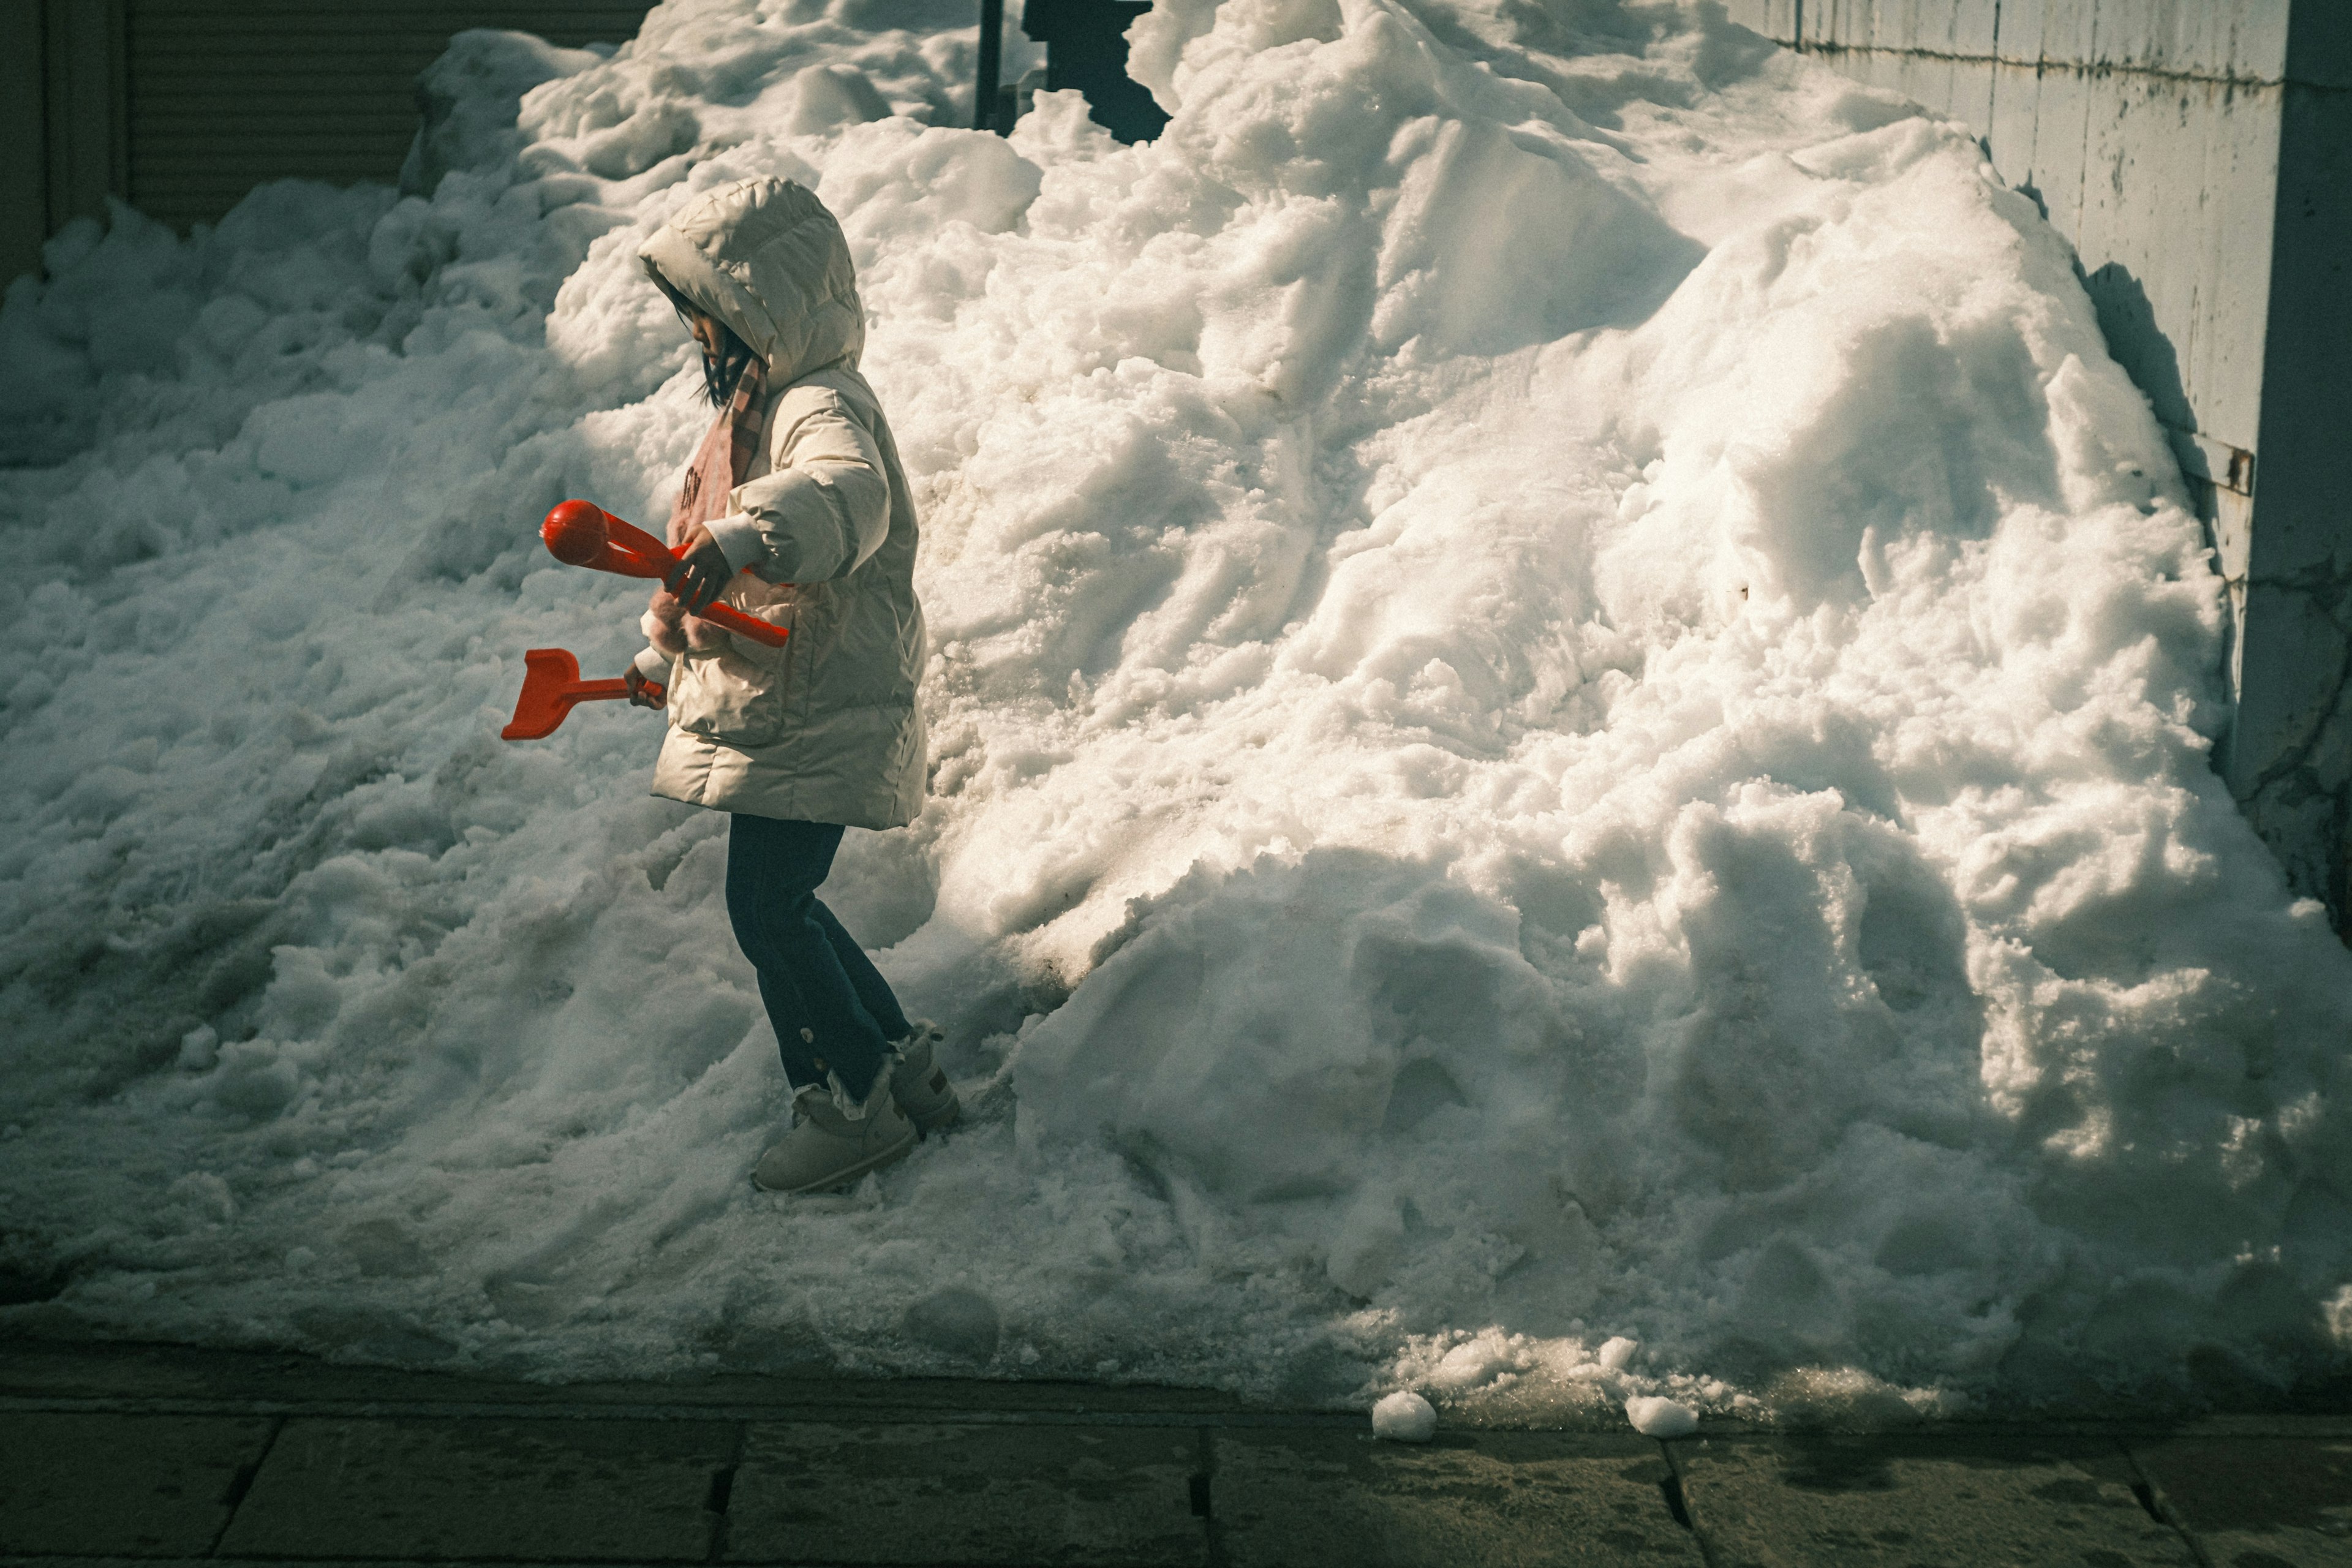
4, 0, 2350, 1419
1372, 1388, 1437, 1441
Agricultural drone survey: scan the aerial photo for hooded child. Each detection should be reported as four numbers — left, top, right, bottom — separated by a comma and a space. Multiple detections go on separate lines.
624, 175, 957, 1193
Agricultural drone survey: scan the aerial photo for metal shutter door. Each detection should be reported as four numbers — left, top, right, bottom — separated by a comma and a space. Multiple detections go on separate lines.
126, 0, 658, 230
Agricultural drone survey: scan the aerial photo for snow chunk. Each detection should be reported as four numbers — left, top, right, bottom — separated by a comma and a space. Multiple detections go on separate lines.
1625, 1396, 1698, 1439
1430, 1335, 1515, 1392
1372, 1390, 1437, 1442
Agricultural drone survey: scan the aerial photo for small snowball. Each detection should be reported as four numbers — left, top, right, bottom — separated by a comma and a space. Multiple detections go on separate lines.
1372, 1390, 1437, 1442
1596, 1335, 1639, 1371
178, 1024, 219, 1071
1625, 1395, 1698, 1438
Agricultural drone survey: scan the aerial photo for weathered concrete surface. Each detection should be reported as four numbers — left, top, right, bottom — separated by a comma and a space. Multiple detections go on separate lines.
1212, 1428, 1702, 1567
725, 1420, 1204, 1564
0, 1411, 273, 1556
1670, 1432, 2194, 1566
36, 1339, 2352, 1567
0, 1335, 1270, 1421
214, 1415, 735, 1561
2133, 1434, 2352, 1567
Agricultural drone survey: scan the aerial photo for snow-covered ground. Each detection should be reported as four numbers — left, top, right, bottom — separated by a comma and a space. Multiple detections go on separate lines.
4, 0, 2349, 1423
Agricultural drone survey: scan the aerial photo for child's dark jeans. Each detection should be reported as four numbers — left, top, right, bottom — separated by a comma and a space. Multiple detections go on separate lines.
725, 815, 911, 1099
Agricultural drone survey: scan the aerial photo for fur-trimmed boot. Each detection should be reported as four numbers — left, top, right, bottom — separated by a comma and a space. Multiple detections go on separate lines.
890, 1022, 960, 1134
753, 1075, 917, 1194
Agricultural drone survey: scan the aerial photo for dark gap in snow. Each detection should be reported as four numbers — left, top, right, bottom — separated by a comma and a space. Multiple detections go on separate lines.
0, 1260, 66, 1306
209, 1415, 282, 1554
704, 1460, 737, 1515
219, 1453, 262, 1512
702, 1446, 742, 1564
1195, 1427, 1227, 1567
1658, 1466, 1695, 1532
2120, 1452, 2204, 1562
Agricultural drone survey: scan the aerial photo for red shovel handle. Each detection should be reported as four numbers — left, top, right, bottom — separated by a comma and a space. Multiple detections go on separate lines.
542, 499, 671, 577
540, 500, 791, 649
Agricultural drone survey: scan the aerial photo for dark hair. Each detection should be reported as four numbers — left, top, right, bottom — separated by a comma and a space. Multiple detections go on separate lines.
689, 312, 756, 408
649, 271, 756, 407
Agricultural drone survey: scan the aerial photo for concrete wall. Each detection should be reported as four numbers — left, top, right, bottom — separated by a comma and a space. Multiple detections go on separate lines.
2237, 8, 2352, 927
1722, 0, 2352, 927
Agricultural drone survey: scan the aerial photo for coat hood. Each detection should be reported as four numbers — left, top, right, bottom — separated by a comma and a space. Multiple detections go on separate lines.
639, 176, 865, 382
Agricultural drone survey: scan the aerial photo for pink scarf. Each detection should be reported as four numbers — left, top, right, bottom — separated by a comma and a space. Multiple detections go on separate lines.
666, 357, 769, 545
648, 358, 769, 654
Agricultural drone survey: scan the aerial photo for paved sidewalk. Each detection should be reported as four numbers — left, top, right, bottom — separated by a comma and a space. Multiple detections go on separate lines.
4, 1340, 2350, 1566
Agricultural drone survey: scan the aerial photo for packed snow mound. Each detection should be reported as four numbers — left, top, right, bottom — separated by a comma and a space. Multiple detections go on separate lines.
1372, 1388, 1437, 1440
4, 0, 2350, 1419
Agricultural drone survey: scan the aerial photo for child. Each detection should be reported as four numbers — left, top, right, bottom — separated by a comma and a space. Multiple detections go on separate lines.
623, 175, 956, 1193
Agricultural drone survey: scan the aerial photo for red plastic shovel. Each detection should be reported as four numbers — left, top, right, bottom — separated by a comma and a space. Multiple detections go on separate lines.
540, 500, 790, 649
499, 501, 788, 741
500, 648, 663, 741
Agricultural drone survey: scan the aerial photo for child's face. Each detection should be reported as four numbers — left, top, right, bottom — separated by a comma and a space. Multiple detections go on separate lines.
687, 311, 723, 359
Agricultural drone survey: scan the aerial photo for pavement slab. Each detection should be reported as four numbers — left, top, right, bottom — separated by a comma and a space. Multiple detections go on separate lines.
0, 1411, 275, 1557
214, 1415, 736, 1561
0, 1339, 1262, 1421
723, 1420, 1204, 1564
16, 1340, 2352, 1568
2131, 1434, 2352, 1567
1670, 1431, 2198, 1567
1210, 1428, 1702, 1567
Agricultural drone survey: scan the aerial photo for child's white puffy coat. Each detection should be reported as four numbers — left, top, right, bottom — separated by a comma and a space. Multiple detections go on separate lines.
637, 176, 927, 829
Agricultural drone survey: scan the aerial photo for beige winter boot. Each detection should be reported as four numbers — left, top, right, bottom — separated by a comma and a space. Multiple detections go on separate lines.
753, 1077, 918, 1194
890, 1022, 960, 1135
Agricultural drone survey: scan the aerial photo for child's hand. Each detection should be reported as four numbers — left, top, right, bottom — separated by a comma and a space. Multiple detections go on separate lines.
666, 521, 734, 612
625, 668, 667, 709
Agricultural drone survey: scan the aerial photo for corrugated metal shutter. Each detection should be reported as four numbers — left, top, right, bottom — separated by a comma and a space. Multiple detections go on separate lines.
126, 1, 658, 230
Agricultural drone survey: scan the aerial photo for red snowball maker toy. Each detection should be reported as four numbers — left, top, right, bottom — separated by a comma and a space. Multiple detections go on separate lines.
499, 500, 790, 741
